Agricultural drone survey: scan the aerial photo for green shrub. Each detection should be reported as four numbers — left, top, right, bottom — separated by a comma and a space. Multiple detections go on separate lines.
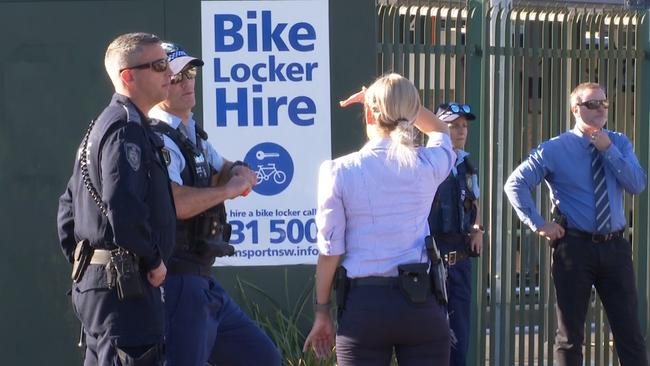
235, 270, 337, 366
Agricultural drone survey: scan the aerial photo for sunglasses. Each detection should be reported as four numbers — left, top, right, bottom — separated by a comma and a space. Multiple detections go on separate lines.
577, 99, 609, 110
445, 103, 471, 114
171, 66, 198, 85
120, 58, 169, 73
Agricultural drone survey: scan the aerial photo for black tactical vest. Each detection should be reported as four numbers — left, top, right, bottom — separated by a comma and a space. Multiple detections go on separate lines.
428, 159, 478, 235
152, 122, 230, 266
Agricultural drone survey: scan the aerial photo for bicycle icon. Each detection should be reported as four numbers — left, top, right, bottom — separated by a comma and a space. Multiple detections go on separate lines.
256, 163, 287, 185
244, 142, 293, 196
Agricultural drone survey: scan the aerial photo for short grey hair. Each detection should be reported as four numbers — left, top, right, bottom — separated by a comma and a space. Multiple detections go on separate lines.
570, 82, 606, 107
104, 32, 161, 80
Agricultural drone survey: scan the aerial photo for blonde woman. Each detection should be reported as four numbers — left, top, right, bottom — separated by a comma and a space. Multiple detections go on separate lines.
303, 73, 455, 365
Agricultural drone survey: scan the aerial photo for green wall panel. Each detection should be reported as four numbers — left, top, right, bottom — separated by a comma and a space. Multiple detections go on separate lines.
0, 0, 374, 363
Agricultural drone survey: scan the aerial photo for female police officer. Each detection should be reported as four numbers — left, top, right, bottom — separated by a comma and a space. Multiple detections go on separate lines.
303, 73, 455, 365
429, 102, 482, 366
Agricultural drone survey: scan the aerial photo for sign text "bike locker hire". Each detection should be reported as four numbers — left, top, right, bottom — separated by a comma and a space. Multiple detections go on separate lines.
212, 10, 318, 127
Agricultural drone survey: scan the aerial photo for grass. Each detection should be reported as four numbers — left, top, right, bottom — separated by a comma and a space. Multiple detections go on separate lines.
235, 269, 337, 366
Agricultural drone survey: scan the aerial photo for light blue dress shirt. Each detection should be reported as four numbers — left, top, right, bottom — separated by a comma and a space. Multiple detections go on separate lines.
316, 133, 455, 278
149, 107, 225, 185
504, 127, 646, 233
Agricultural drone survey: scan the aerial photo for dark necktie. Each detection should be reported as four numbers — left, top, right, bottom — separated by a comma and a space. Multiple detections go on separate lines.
590, 145, 610, 233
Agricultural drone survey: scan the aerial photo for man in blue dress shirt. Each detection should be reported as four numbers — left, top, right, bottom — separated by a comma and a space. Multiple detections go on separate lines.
504, 82, 648, 365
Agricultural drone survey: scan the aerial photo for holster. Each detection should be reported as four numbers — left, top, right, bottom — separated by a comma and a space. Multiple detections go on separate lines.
195, 237, 235, 258
71, 239, 93, 283
425, 235, 448, 305
108, 249, 144, 300
194, 212, 235, 258
334, 266, 349, 315
397, 263, 431, 304
550, 206, 567, 249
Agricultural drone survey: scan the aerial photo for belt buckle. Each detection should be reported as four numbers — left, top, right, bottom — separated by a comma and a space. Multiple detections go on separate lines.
447, 251, 457, 266
591, 233, 610, 243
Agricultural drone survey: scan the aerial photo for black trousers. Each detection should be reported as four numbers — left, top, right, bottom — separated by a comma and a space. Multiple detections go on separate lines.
552, 234, 648, 366
336, 284, 450, 366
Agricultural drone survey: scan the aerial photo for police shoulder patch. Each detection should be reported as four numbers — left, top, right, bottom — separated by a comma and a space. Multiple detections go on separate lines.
124, 142, 141, 171
161, 148, 171, 166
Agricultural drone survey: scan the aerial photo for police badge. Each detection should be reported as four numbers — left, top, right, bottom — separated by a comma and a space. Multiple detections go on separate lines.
124, 142, 141, 171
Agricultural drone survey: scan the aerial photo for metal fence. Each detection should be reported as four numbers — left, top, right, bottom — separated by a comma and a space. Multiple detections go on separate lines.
377, 2, 649, 364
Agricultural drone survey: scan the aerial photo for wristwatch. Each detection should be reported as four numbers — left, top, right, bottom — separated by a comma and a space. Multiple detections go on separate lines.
472, 224, 485, 233
229, 160, 249, 172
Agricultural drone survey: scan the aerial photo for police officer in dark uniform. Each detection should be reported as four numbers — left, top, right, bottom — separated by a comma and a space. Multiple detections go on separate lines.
148, 42, 281, 366
428, 102, 483, 366
57, 32, 175, 366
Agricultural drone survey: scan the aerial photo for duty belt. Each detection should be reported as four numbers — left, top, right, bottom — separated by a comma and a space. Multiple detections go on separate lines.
565, 229, 625, 243
90, 249, 112, 265
349, 276, 399, 287
444, 250, 471, 266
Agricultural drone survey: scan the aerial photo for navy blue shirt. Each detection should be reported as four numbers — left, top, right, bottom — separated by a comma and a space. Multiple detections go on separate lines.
57, 94, 176, 271
504, 127, 646, 233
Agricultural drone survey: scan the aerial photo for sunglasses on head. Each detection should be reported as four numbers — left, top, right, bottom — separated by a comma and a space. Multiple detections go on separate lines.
171, 66, 198, 85
445, 103, 471, 114
577, 99, 609, 110
120, 58, 169, 73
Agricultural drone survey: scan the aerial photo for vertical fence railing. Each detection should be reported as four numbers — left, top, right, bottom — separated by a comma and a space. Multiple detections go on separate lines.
377, 2, 648, 364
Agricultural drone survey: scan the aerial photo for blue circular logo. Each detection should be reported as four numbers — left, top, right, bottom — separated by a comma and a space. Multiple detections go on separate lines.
243, 142, 294, 196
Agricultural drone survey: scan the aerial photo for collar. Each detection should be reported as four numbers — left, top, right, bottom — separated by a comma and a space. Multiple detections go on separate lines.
570, 126, 609, 148
361, 137, 392, 151
112, 93, 147, 124
455, 149, 470, 167
148, 106, 195, 130
112, 93, 131, 105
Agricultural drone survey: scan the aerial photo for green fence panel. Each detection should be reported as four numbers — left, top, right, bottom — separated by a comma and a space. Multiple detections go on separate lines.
378, 2, 649, 364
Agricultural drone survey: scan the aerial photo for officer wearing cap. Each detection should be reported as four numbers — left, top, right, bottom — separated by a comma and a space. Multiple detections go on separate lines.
148, 42, 281, 366
57, 32, 175, 365
428, 102, 483, 366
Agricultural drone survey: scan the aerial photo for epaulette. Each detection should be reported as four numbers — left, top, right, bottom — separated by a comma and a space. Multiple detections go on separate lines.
122, 103, 142, 125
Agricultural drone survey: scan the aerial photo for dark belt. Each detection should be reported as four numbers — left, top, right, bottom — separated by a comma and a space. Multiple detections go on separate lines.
565, 229, 625, 243
349, 276, 399, 287
167, 260, 213, 277
444, 250, 471, 266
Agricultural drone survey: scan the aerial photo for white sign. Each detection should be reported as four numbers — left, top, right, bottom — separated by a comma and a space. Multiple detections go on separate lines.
201, 0, 331, 265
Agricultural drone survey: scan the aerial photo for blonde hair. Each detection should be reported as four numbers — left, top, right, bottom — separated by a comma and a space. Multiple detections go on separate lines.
104, 32, 161, 84
570, 82, 606, 107
364, 73, 420, 169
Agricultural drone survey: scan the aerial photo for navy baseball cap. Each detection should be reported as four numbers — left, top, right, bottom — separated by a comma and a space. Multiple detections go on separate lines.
161, 42, 204, 75
436, 103, 476, 122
